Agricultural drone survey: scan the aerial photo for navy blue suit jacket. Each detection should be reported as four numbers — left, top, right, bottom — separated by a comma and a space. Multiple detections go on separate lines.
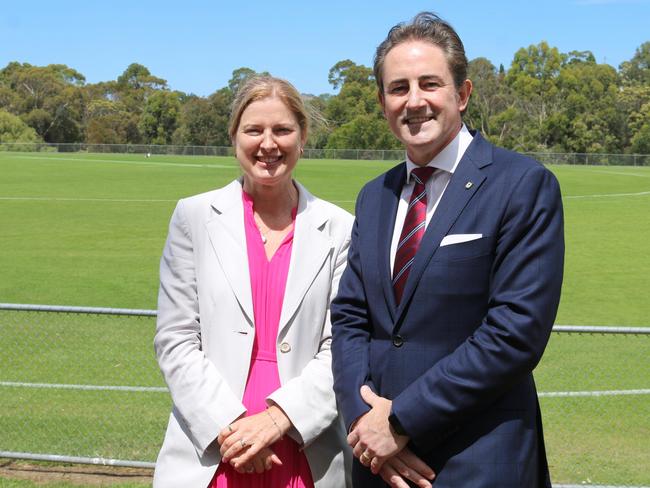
331, 131, 564, 487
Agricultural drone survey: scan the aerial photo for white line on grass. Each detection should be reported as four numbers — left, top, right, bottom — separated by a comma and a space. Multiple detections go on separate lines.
3, 381, 648, 397
564, 191, 650, 199
3, 193, 648, 204
0, 381, 167, 392
1, 196, 358, 204
555, 485, 650, 488
591, 169, 650, 178
538, 389, 650, 398
0, 196, 176, 203
12, 155, 235, 169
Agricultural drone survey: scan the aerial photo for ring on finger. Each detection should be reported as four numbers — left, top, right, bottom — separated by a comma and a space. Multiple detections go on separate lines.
227, 424, 233, 432
360, 451, 372, 463
240, 438, 247, 448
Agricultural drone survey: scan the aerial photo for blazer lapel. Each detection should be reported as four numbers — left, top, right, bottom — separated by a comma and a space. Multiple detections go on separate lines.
378, 164, 406, 320
278, 182, 332, 337
396, 133, 492, 322
205, 180, 255, 330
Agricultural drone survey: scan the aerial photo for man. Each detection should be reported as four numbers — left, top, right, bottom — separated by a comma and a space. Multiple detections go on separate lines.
331, 12, 564, 488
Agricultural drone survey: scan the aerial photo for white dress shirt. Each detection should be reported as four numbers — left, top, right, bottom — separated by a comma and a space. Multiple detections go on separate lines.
390, 125, 474, 274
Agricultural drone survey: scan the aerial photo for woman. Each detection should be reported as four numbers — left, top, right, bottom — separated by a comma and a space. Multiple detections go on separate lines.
152, 76, 353, 488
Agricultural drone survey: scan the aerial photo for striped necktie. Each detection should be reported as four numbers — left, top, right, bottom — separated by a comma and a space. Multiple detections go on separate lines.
392, 166, 435, 304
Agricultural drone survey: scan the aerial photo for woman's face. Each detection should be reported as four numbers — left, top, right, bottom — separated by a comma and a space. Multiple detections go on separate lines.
234, 96, 304, 189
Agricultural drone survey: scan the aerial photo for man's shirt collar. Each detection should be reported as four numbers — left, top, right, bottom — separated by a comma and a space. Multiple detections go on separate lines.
405, 124, 473, 183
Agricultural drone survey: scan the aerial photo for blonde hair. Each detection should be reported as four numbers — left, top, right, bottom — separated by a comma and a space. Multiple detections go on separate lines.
228, 75, 309, 143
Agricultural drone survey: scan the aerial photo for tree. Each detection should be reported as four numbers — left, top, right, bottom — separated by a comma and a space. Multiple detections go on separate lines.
619, 84, 650, 153
207, 87, 236, 145
85, 99, 138, 144
117, 63, 166, 91
115, 64, 165, 107
0, 109, 41, 143
616, 42, 650, 153
553, 61, 623, 152
139, 90, 182, 144
82, 80, 144, 143
321, 59, 405, 150
325, 114, 400, 150
505, 42, 565, 149
0, 62, 86, 142
619, 42, 650, 86
564, 50, 596, 66
322, 59, 399, 150
304, 94, 332, 149
227, 67, 270, 96
228, 67, 257, 95
173, 92, 230, 146
328, 60, 374, 90
465, 57, 509, 139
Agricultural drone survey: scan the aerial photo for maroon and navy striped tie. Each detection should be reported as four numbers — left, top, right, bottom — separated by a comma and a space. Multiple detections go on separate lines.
392, 166, 435, 304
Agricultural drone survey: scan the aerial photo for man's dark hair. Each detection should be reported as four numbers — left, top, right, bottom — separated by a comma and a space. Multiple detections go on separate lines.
373, 12, 468, 92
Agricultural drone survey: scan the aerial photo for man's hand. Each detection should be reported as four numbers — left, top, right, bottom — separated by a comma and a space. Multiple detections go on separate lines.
348, 385, 409, 473
379, 447, 436, 488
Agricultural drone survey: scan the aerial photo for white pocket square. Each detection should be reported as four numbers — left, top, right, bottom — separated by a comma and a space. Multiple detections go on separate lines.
440, 234, 483, 247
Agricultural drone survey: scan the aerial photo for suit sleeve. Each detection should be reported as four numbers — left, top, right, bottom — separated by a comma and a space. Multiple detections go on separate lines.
392, 164, 564, 451
154, 200, 246, 456
267, 215, 353, 447
331, 187, 376, 432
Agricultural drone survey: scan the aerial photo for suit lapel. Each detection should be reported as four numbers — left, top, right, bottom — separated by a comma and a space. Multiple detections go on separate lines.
278, 182, 332, 337
395, 133, 492, 322
205, 180, 255, 329
378, 164, 407, 320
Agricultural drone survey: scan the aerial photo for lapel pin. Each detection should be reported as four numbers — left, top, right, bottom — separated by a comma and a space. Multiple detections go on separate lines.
465, 181, 473, 189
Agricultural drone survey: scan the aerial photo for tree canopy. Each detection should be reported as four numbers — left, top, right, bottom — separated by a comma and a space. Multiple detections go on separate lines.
1, 39, 649, 153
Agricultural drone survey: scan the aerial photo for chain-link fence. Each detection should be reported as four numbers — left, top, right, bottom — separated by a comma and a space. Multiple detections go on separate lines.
2, 142, 649, 165
1, 305, 648, 486
0, 304, 164, 468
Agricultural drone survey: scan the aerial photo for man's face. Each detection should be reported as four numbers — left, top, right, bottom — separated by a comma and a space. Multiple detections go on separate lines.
379, 40, 471, 165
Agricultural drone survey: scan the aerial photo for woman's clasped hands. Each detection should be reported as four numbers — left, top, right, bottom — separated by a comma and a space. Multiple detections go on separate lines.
217, 404, 290, 474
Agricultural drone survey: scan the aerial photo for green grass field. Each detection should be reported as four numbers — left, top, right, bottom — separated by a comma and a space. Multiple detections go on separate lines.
1, 151, 649, 486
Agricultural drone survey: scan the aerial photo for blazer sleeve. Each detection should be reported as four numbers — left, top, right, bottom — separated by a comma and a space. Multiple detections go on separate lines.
154, 200, 246, 456
267, 212, 353, 447
392, 164, 565, 451
330, 187, 376, 432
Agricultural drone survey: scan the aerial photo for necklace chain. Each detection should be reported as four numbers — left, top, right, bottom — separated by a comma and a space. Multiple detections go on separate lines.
257, 223, 270, 244
249, 185, 297, 246
254, 217, 285, 245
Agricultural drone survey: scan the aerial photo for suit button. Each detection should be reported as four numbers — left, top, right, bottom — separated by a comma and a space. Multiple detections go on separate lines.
392, 335, 404, 348
279, 342, 291, 353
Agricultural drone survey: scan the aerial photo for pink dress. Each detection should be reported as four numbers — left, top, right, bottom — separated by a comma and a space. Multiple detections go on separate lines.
209, 191, 314, 488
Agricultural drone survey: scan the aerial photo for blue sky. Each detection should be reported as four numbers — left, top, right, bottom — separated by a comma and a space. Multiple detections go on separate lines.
2, 0, 649, 96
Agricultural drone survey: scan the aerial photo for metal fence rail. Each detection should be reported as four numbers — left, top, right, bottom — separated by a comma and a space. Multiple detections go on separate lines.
1, 303, 648, 486
2, 142, 649, 165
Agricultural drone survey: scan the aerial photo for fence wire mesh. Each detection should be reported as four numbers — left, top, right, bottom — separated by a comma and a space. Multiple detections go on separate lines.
1, 142, 649, 165
0, 306, 648, 486
0, 309, 168, 465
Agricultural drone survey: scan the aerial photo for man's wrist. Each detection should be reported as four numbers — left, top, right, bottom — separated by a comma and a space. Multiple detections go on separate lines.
388, 410, 407, 436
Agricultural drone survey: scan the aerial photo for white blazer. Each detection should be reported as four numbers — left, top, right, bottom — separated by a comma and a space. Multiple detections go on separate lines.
153, 179, 353, 488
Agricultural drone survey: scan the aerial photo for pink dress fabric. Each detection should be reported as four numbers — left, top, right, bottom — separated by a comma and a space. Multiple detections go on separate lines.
209, 190, 314, 488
